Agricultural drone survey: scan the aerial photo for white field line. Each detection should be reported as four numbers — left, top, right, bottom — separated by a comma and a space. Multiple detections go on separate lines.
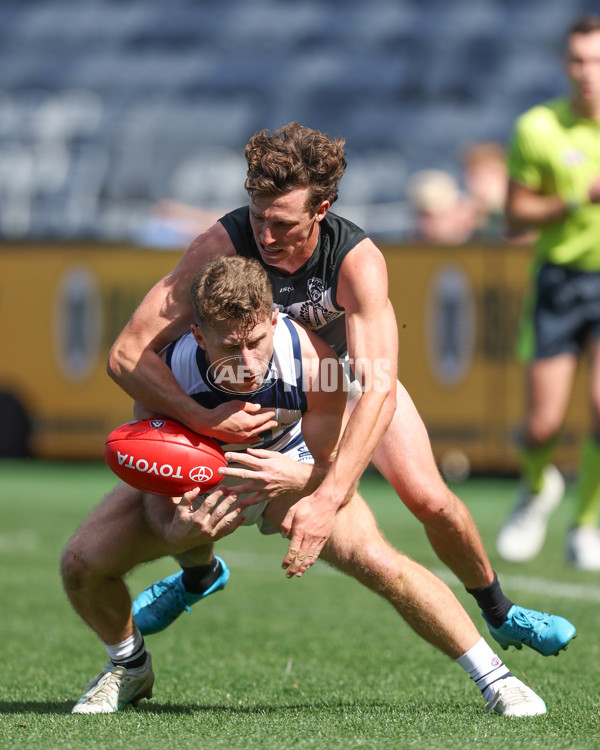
222, 550, 600, 603
3, 538, 593, 604
430, 567, 600, 604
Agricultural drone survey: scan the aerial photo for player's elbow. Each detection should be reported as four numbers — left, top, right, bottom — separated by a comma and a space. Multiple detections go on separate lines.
106, 340, 126, 384
107, 331, 140, 385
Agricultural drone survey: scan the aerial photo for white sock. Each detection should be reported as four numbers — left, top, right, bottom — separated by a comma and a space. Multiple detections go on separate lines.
106, 627, 148, 671
455, 637, 511, 701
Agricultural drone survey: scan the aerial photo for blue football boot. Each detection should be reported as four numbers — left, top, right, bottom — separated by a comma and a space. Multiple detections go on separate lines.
133, 556, 230, 636
484, 605, 576, 656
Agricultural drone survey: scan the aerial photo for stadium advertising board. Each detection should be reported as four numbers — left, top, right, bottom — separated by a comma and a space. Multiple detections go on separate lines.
0, 243, 589, 471
0, 245, 182, 458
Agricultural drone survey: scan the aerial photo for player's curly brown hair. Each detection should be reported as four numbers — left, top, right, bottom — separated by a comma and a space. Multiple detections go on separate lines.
191, 256, 273, 333
244, 122, 347, 214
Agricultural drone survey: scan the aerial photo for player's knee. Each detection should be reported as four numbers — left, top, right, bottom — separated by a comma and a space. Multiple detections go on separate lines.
60, 538, 95, 593
403, 486, 452, 525
404, 485, 456, 527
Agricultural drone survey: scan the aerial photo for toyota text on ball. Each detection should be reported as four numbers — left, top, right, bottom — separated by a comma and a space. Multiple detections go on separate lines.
116, 451, 214, 483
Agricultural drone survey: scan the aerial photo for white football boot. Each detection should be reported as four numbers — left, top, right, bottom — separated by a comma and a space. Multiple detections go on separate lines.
72, 656, 154, 714
496, 465, 564, 563
484, 676, 546, 717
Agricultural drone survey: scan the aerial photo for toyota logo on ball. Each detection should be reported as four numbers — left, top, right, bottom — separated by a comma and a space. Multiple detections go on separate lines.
189, 466, 214, 483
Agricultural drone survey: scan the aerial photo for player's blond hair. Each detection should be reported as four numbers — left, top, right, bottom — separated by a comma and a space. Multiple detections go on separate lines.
191, 256, 273, 333
244, 122, 347, 214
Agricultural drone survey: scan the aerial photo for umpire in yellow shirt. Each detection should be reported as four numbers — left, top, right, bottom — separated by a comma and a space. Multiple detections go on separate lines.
497, 15, 600, 570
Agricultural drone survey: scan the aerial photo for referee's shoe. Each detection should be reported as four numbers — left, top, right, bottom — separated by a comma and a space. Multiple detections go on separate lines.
496, 465, 564, 563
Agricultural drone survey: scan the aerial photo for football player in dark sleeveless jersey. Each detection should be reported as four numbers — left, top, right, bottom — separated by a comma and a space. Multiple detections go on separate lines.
107, 123, 574, 658
63, 257, 546, 716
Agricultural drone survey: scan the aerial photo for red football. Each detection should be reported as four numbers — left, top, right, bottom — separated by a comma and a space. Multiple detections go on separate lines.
104, 419, 227, 496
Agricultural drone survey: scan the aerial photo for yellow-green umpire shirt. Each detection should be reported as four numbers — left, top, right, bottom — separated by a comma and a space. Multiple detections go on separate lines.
508, 97, 600, 271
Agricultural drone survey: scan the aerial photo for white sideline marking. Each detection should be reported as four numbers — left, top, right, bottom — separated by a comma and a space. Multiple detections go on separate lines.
222, 550, 600, 602
431, 567, 600, 604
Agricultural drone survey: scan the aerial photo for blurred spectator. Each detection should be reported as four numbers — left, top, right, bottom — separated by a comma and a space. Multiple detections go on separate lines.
133, 200, 222, 249
461, 142, 508, 241
405, 169, 476, 245
462, 141, 535, 244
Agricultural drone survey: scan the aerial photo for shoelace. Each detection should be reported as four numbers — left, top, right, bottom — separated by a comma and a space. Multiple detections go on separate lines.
81, 666, 110, 691
148, 580, 190, 617
483, 681, 532, 714
81, 666, 126, 704
508, 609, 549, 643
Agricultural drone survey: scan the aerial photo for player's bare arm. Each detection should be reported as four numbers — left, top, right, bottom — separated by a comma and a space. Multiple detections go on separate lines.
107, 222, 277, 441
277, 241, 397, 578
278, 320, 350, 577
318, 238, 397, 498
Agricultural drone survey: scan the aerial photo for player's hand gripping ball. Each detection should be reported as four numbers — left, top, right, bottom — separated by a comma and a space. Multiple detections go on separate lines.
104, 419, 227, 496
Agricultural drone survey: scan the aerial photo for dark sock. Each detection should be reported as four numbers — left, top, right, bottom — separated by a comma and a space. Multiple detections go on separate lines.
466, 572, 513, 628
181, 558, 221, 595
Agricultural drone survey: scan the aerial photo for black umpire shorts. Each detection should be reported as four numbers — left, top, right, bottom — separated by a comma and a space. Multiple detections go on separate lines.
523, 263, 600, 360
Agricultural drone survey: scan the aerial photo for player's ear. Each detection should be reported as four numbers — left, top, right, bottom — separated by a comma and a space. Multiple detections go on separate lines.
315, 200, 330, 222
191, 324, 207, 350
271, 307, 279, 330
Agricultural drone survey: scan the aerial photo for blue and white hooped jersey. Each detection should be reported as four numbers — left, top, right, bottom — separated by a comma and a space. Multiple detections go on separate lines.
164, 314, 308, 455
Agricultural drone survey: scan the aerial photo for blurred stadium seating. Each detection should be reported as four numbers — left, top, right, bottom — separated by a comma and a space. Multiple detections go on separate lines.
0, 0, 596, 241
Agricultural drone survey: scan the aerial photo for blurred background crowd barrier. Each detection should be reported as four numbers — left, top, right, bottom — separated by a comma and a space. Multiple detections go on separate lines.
0, 242, 589, 477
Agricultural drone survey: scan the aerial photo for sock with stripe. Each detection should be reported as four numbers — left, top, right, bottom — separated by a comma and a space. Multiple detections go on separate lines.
106, 628, 149, 673
455, 637, 511, 702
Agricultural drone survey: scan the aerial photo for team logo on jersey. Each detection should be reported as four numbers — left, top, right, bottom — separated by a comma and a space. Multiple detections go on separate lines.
207, 355, 278, 395
298, 277, 339, 328
307, 277, 324, 303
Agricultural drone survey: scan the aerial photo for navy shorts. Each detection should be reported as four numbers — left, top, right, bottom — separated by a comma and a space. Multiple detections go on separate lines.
530, 263, 600, 359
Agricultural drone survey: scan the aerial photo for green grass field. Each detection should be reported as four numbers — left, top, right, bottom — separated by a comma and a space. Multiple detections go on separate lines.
1, 459, 599, 749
